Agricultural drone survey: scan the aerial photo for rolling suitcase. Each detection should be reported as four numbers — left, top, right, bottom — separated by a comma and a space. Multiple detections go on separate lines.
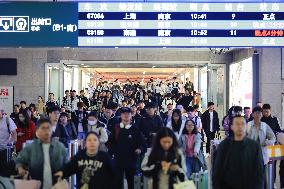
198, 171, 208, 189
192, 170, 208, 189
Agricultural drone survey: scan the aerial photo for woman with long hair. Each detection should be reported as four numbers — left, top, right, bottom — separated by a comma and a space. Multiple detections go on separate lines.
180, 119, 205, 178
15, 110, 36, 152
141, 127, 187, 189
166, 109, 186, 140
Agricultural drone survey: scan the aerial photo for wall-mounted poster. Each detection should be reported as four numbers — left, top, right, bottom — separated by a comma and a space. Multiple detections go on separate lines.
0, 86, 14, 116
230, 57, 253, 108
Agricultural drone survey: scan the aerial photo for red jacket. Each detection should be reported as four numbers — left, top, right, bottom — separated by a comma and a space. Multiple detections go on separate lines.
16, 121, 36, 152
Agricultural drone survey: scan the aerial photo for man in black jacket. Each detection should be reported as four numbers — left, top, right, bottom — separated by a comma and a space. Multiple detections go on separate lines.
160, 103, 174, 126
261, 103, 283, 186
79, 90, 89, 108
213, 115, 264, 189
138, 102, 164, 147
177, 89, 193, 109
130, 104, 141, 125
201, 102, 220, 153
99, 104, 119, 131
108, 107, 146, 189
261, 104, 282, 136
71, 102, 88, 139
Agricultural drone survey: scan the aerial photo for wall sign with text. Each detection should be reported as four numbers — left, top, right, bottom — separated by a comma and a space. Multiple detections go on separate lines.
0, 2, 284, 47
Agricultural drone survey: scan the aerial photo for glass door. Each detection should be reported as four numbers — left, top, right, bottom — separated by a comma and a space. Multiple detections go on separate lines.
199, 65, 208, 112
207, 64, 226, 120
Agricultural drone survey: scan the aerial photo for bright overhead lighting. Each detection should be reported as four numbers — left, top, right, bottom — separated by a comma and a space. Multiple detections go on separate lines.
127, 76, 129, 78
143, 71, 146, 74
81, 64, 84, 66
152, 66, 156, 68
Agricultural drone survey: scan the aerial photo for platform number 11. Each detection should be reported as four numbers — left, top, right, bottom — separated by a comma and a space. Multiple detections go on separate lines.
230, 30, 237, 36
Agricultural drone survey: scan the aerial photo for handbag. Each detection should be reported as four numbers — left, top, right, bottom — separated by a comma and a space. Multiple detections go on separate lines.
51, 179, 70, 189
173, 178, 196, 189
11, 174, 41, 189
13, 179, 41, 189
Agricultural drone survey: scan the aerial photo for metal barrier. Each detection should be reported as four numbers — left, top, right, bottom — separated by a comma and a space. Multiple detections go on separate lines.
22, 140, 34, 149
68, 140, 79, 189
266, 145, 284, 189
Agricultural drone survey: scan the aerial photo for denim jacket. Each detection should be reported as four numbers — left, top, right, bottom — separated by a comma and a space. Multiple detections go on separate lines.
15, 139, 68, 187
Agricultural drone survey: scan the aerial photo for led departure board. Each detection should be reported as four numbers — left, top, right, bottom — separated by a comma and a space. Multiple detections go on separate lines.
0, 2, 284, 47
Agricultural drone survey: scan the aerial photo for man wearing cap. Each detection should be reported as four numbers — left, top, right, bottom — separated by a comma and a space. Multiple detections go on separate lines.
138, 102, 164, 147
108, 107, 146, 189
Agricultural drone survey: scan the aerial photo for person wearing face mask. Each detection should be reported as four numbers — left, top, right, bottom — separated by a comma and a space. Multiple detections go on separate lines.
15, 110, 36, 152
55, 132, 114, 189
87, 111, 108, 152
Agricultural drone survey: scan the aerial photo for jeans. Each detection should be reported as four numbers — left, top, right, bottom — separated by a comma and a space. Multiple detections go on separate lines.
77, 132, 85, 140
186, 156, 200, 179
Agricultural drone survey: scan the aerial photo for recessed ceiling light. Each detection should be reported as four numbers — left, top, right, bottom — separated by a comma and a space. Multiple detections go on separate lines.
81, 64, 84, 66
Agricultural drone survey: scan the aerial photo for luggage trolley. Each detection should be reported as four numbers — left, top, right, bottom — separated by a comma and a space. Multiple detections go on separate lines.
68, 140, 79, 189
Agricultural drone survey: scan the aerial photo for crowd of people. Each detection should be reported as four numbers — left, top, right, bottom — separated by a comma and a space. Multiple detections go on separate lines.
0, 78, 283, 189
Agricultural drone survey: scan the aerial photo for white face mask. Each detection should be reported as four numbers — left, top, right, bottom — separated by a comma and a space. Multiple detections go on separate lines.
19, 117, 25, 122
88, 120, 97, 126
